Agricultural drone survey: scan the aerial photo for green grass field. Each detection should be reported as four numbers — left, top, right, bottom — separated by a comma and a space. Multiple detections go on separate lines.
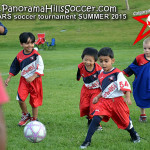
1, 0, 150, 149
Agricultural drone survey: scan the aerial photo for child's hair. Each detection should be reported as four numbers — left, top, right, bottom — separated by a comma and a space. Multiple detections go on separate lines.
19, 32, 35, 43
81, 47, 98, 61
143, 37, 150, 45
98, 47, 114, 58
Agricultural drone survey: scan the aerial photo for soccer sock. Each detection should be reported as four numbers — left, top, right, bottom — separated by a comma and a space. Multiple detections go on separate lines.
125, 118, 137, 139
85, 116, 102, 142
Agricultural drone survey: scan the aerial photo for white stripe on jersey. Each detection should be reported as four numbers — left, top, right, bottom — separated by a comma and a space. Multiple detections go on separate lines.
21, 55, 44, 79
102, 72, 131, 98
84, 79, 100, 89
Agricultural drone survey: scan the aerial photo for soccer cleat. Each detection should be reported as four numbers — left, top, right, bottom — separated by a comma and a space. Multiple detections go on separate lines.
18, 112, 31, 126
97, 124, 103, 131
131, 133, 140, 143
80, 141, 91, 149
139, 114, 147, 122
30, 117, 38, 121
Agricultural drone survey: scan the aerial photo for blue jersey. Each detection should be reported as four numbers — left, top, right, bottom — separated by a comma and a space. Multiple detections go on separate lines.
0, 22, 8, 35
123, 54, 150, 108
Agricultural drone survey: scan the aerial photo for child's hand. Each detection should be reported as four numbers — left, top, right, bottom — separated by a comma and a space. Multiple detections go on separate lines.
26, 76, 35, 83
124, 98, 132, 105
5, 78, 10, 86
124, 91, 132, 105
93, 96, 99, 104
26, 74, 38, 83
5, 75, 12, 86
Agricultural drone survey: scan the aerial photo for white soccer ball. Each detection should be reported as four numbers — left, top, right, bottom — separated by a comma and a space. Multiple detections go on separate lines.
24, 121, 46, 143
147, 15, 150, 27
34, 47, 38, 51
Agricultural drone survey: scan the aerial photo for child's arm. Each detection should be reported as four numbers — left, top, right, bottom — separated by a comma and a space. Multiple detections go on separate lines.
77, 68, 81, 81
123, 58, 137, 77
26, 54, 44, 83
124, 91, 132, 105
5, 74, 13, 86
0, 22, 8, 35
0, 26, 5, 34
0, 106, 6, 150
93, 92, 102, 104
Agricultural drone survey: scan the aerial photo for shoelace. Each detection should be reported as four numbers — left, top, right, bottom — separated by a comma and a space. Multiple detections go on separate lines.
21, 114, 29, 121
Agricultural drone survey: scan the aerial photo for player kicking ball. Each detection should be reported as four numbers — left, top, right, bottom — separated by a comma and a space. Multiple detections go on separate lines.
80, 47, 140, 149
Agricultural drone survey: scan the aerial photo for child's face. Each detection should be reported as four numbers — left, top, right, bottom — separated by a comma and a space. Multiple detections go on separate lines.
99, 56, 115, 72
82, 55, 95, 70
20, 38, 34, 53
143, 42, 150, 58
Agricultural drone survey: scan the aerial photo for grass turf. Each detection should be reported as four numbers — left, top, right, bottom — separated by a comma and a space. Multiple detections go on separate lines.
1, 0, 150, 149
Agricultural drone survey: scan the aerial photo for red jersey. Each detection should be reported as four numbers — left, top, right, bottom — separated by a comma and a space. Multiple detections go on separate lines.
77, 62, 102, 89
99, 68, 131, 98
9, 49, 44, 79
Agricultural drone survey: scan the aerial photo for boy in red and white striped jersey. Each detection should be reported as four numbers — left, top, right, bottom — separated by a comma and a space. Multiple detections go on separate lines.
5, 32, 44, 126
80, 47, 140, 149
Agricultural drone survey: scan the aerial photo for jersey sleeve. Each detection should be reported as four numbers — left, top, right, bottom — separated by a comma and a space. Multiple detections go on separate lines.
77, 63, 83, 81
35, 55, 44, 76
9, 57, 20, 76
117, 72, 131, 92
0, 22, 8, 35
123, 58, 137, 77
77, 68, 81, 81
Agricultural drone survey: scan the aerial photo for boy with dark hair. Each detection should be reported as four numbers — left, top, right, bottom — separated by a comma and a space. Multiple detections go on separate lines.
5, 32, 44, 126
0, 22, 8, 35
77, 47, 102, 129
80, 47, 140, 149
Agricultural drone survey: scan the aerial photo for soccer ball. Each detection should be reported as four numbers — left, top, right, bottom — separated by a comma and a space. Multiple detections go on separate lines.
147, 15, 150, 27
34, 47, 38, 51
24, 121, 46, 143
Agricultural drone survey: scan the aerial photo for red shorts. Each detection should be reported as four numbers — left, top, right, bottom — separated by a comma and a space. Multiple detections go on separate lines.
94, 97, 130, 129
80, 85, 101, 119
17, 76, 43, 108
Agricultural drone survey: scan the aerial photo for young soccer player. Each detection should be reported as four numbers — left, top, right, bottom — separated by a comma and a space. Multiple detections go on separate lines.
0, 75, 9, 150
5, 32, 44, 126
80, 47, 140, 149
123, 37, 150, 122
0, 22, 8, 35
77, 47, 102, 129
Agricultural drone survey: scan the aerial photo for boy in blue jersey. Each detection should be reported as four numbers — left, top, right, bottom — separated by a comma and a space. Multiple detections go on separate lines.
123, 37, 150, 122
77, 47, 102, 129
80, 47, 140, 149
5, 32, 44, 126
0, 22, 8, 35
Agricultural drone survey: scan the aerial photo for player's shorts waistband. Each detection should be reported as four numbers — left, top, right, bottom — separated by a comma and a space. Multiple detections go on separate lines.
101, 96, 123, 102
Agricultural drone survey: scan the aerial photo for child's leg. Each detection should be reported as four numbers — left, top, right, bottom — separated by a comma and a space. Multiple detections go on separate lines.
18, 101, 30, 126
80, 86, 90, 118
80, 115, 103, 149
139, 108, 147, 122
32, 107, 38, 120
140, 108, 145, 114
125, 118, 140, 143
18, 101, 28, 113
